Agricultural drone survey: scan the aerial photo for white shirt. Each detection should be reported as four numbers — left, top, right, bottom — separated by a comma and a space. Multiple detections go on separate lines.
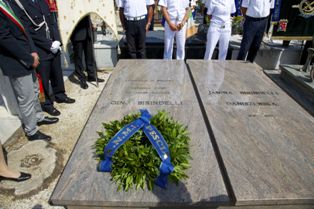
207, 0, 236, 27
118, 0, 154, 17
158, 0, 196, 22
241, 0, 275, 18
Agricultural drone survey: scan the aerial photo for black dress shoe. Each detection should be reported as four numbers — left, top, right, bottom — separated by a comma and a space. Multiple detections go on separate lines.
28, 130, 51, 141
80, 79, 88, 89
0, 172, 31, 182
87, 77, 105, 82
55, 96, 75, 104
42, 105, 60, 116
37, 116, 59, 126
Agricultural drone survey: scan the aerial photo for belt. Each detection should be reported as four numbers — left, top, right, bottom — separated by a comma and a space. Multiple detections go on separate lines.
126, 15, 146, 21
211, 23, 230, 29
246, 15, 269, 21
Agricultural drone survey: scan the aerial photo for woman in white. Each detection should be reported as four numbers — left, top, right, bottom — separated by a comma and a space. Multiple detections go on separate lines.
159, 0, 195, 60
204, 0, 236, 60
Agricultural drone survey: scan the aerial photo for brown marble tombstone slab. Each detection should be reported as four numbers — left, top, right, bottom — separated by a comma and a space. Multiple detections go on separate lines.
187, 60, 314, 207
50, 60, 229, 209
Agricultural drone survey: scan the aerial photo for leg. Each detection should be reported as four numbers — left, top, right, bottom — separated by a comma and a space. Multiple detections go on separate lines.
72, 41, 86, 81
50, 55, 66, 99
49, 55, 75, 102
84, 37, 96, 78
125, 20, 137, 59
37, 60, 53, 107
0, 144, 19, 179
31, 72, 45, 122
237, 17, 256, 61
175, 24, 187, 60
9, 72, 39, 136
218, 27, 231, 60
37, 60, 61, 115
246, 18, 268, 63
163, 22, 175, 60
204, 26, 220, 60
136, 19, 147, 59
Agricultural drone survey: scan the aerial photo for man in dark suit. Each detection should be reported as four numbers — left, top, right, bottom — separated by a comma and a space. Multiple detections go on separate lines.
70, 15, 104, 89
10, 0, 75, 116
0, 0, 58, 141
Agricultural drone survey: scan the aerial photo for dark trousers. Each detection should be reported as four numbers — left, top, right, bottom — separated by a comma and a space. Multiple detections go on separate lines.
237, 16, 268, 62
37, 55, 65, 107
72, 38, 95, 80
125, 18, 146, 59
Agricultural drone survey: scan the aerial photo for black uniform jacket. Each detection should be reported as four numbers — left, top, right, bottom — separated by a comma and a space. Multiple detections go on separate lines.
10, 0, 62, 61
70, 16, 92, 42
0, 11, 35, 77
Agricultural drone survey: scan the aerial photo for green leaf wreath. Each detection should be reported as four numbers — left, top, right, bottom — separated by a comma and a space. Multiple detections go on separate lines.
95, 110, 191, 191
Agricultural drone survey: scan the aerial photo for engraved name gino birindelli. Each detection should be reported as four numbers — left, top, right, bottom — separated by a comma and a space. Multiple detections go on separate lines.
110, 79, 183, 106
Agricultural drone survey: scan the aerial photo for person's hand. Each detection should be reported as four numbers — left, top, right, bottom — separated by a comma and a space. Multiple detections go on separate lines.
50, 40, 61, 54
145, 23, 151, 32
31, 52, 40, 68
169, 22, 178, 31
177, 23, 182, 30
177, 21, 185, 31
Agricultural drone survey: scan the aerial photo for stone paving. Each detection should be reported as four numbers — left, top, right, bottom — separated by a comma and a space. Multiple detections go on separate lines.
0, 70, 111, 209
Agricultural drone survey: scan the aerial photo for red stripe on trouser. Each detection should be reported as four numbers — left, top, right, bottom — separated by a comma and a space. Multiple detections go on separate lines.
36, 73, 45, 102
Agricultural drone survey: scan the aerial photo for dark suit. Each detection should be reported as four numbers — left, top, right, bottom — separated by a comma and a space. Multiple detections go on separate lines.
70, 15, 95, 81
0, 8, 35, 77
10, 0, 66, 107
0, 6, 44, 136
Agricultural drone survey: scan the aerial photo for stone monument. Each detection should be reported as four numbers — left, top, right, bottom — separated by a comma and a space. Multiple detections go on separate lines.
51, 60, 314, 209
188, 60, 314, 208
50, 60, 229, 209
279, 36, 314, 112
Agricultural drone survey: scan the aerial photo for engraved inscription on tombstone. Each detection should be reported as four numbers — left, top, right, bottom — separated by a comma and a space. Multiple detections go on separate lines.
51, 60, 229, 208
188, 60, 314, 207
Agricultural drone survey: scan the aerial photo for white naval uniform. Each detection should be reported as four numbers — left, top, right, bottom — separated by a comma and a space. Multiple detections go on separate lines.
204, 0, 236, 60
117, 0, 154, 18
159, 0, 195, 60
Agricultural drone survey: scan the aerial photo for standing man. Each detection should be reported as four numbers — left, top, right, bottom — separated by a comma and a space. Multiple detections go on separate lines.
0, 0, 58, 141
237, 0, 275, 63
159, 0, 195, 60
10, 0, 75, 116
118, 0, 154, 59
71, 15, 104, 89
204, 0, 236, 60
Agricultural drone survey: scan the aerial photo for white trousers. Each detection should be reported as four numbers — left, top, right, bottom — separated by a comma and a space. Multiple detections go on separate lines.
163, 22, 187, 60
204, 24, 231, 60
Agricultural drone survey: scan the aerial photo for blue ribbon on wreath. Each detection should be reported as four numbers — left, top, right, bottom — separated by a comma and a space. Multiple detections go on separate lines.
98, 109, 174, 189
